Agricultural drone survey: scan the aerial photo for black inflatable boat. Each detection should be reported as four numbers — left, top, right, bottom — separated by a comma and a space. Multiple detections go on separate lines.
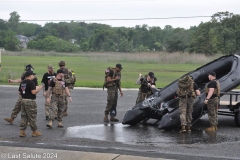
122, 54, 240, 129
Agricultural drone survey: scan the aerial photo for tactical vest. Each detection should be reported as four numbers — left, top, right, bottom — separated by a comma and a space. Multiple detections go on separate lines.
140, 75, 153, 93
52, 78, 66, 96
205, 80, 220, 97
176, 76, 196, 98
105, 68, 120, 88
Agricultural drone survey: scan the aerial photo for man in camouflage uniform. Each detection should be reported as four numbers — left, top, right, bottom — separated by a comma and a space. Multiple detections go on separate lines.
46, 69, 72, 128
204, 71, 220, 132
4, 64, 38, 124
177, 76, 200, 133
104, 64, 123, 122
19, 70, 44, 137
136, 72, 156, 104
58, 61, 75, 116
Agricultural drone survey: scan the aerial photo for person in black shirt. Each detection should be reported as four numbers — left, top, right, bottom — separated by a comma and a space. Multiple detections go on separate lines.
4, 64, 38, 124
135, 72, 156, 104
19, 70, 44, 137
41, 64, 56, 120
204, 71, 220, 132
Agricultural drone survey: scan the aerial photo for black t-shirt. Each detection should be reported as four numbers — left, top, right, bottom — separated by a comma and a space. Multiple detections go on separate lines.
41, 72, 56, 90
206, 80, 217, 97
193, 83, 198, 90
207, 80, 217, 89
21, 72, 38, 86
49, 79, 67, 88
19, 79, 36, 99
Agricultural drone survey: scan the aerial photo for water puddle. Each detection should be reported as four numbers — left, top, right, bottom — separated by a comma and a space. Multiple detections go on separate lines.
65, 123, 240, 146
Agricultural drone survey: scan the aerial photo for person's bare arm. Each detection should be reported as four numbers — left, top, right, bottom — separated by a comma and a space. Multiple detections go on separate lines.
8, 79, 21, 83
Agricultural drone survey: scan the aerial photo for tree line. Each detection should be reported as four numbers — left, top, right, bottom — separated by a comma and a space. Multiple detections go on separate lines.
0, 11, 240, 55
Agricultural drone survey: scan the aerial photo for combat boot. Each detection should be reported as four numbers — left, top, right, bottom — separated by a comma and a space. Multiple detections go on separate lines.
4, 117, 14, 124
57, 121, 63, 128
205, 126, 216, 132
215, 125, 218, 131
46, 120, 52, 128
32, 130, 42, 137
186, 126, 191, 132
19, 130, 26, 137
110, 117, 119, 122
179, 126, 186, 133
104, 115, 109, 122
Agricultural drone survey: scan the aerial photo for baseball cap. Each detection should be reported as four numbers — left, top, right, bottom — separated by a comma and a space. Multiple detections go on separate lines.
116, 63, 123, 69
25, 70, 36, 77
48, 64, 54, 69
25, 64, 34, 71
57, 69, 64, 74
59, 61, 65, 66
208, 71, 216, 77
148, 72, 155, 78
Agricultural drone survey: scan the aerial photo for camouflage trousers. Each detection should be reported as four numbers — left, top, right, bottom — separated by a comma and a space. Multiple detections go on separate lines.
207, 97, 219, 126
64, 90, 71, 112
49, 94, 65, 121
20, 99, 37, 131
179, 97, 195, 126
105, 86, 118, 117
135, 90, 152, 104
11, 95, 22, 119
44, 92, 57, 117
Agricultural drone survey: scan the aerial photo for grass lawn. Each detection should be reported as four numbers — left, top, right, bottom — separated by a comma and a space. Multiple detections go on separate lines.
0, 51, 216, 88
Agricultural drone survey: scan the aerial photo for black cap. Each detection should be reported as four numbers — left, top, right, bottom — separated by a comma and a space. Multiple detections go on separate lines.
148, 72, 155, 78
116, 63, 123, 69
208, 71, 216, 77
57, 69, 64, 74
25, 64, 34, 71
25, 70, 36, 77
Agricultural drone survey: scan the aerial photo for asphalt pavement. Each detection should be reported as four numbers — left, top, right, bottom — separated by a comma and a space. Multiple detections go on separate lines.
1, 85, 240, 160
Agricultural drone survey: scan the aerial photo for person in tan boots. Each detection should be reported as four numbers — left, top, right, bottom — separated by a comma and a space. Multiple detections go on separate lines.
4, 64, 38, 124
103, 64, 123, 122
18, 70, 44, 137
204, 71, 220, 132
46, 69, 72, 128
177, 76, 200, 133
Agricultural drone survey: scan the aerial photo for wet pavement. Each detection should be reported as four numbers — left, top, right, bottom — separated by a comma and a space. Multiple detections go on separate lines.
1, 85, 240, 160
65, 123, 240, 146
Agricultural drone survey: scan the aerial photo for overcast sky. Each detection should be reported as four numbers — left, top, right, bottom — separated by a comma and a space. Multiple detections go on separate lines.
0, 0, 239, 29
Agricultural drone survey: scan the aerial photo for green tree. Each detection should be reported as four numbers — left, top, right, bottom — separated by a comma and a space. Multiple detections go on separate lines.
18, 22, 42, 37
4, 30, 20, 51
8, 11, 20, 32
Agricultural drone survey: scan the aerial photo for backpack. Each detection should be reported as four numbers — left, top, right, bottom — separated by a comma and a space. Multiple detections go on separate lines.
176, 76, 196, 98
103, 67, 116, 90
65, 68, 76, 90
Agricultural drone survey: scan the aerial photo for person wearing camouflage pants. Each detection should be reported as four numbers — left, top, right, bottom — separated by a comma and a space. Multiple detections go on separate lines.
178, 76, 200, 133
204, 71, 220, 132
46, 69, 72, 128
19, 70, 44, 137
135, 72, 156, 104
104, 64, 123, 122
4, 64, 38, 124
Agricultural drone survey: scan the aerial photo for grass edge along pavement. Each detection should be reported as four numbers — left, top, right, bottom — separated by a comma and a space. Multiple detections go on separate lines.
0, 52, 222, 88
